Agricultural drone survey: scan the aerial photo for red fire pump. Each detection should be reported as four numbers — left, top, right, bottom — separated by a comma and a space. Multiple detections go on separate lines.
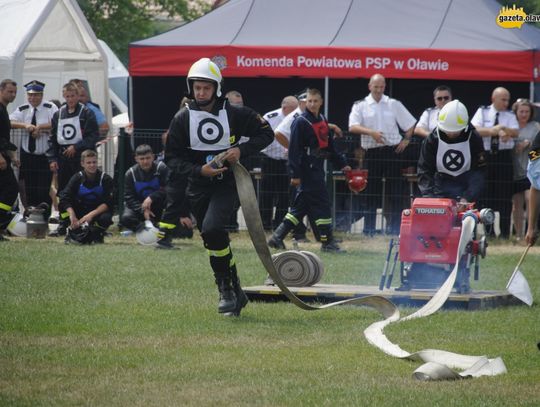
382, 198, 494, 294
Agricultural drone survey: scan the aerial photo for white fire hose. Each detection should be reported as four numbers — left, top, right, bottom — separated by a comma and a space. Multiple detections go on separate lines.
227, 157, 506, 380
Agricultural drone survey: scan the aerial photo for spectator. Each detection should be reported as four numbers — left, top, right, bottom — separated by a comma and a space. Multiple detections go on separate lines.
511, 99, 540, 242
47, 82, 99, 236
348, 74, 416, 235
70, 79, 109, 139
120, 144, 170, 232
414, 86, 453, 138
260, 95, 299, 231
157, 57, 273, 317
417, 100, 486, 205
0, 79, 18, 166
59, 149, 113, 244
268, 88, 350, 253
525, 129, 540, 246
225, 90, 243, 107
471, 87, 519, 239
9, 80, 58, 219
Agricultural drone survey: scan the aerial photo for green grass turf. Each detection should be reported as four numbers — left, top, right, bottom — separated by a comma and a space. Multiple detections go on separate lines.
0, 233, 539, 406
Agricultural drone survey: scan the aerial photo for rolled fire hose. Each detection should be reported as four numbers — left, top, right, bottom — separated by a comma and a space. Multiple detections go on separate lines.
227, 157, 506, 380
272, 250, 324, 287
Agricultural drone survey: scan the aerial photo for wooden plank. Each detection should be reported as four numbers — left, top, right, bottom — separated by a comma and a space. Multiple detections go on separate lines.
244, 284, 522, 310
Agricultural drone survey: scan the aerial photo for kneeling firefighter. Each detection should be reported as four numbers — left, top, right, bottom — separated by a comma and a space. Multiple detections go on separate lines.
157, 57, 273, 315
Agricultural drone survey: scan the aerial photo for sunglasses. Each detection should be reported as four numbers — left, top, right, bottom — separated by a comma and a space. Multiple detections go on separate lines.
436, 96, 450, 101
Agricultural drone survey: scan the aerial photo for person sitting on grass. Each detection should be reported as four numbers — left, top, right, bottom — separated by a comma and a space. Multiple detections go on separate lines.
59, 149, 113, 244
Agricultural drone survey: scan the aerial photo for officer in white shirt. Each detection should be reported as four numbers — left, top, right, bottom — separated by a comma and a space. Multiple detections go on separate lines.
348, 73, 416, 235
260, 95, 298, 231
471, 87, 519, 238
414, 85, 453, 138
10, 80, 58, 216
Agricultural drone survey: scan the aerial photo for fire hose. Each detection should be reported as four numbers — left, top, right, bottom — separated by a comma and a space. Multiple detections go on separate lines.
226, 157, 506, 380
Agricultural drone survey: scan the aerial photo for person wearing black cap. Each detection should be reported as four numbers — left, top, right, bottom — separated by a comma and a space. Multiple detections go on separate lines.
10, 80, 58, 218
47, 82, 99, 236
157, 57, 273, 317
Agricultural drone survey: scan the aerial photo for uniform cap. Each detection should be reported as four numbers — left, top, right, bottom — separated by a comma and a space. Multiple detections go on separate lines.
24, 80, 45, 94
296, 90, 308, 101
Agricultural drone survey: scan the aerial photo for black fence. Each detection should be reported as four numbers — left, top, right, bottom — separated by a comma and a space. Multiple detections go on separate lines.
9, 128, 525, 238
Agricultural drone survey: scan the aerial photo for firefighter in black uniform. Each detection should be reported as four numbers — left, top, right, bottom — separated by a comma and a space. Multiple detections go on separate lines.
48, 82, 99, 236
417, 100, 487, 205
120, 144, 170, 232
0, 79, 18, 240
157, 58, 273, 316
268, 88, 350, 252
59, 149, 113, 244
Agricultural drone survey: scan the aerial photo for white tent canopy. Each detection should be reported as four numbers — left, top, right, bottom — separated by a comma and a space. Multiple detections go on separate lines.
0, 0, 110, 119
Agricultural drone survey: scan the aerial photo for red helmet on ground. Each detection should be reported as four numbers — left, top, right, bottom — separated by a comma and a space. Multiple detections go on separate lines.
346, 169, 368, 193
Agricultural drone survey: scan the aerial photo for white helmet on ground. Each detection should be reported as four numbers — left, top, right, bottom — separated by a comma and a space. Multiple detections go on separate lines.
7, 213, 27, 237
437, 99, 469, 133
136, 220, 159, 246
186, 57, 223, 97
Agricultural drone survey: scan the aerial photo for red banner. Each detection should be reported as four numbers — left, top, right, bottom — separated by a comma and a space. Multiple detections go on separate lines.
130, 45, 536, 82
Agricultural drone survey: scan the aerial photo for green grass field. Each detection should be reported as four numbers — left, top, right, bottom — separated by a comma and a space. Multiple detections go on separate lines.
1, 233, 539, 406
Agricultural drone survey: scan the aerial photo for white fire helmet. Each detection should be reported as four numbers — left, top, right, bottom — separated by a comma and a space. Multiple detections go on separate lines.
7, 213, 27, 237
136, 220, 159, 246
186, 57, 223, 97
437, 99, 469, 133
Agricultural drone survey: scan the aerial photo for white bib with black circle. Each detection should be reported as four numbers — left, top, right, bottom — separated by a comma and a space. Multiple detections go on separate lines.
436, 130, 471, 177
57, 107, 83, 146
189, 108, 231, 151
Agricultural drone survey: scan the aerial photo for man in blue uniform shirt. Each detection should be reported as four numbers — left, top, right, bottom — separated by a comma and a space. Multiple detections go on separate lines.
268, 88, 351, 253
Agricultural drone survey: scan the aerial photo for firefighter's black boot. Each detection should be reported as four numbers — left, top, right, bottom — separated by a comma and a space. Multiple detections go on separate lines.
215, 273, 237, 314
89, 224, 106, 244
156, 227, 174, 249
268, 221, 293, 250
227, 265, 248, 316
320, 227, 346, 253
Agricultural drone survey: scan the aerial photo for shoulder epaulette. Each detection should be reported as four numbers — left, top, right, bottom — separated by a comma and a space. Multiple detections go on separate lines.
43, 102, 53, 108
18, 104, 30, 111
266, 112, 279, 119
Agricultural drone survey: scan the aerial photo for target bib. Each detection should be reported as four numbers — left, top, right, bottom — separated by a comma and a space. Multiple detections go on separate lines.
436, 129, 471, 176
57, 106, 83, 146
188, 108, 231, 151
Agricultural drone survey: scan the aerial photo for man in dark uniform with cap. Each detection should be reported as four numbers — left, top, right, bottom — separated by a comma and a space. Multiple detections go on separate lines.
47, 82, 99, 236
10, 80, 58, 218
158, 57, 273, 317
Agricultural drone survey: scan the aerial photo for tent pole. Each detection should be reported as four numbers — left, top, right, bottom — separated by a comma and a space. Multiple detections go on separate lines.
530, 80, 535, 102
324, 76, 329, 118
129, 76, 134, 127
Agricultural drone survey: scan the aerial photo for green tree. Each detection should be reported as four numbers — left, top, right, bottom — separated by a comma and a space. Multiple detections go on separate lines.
77, 0, 212, 65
